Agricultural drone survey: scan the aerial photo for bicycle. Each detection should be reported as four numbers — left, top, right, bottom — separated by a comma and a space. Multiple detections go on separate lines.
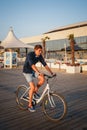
16, 74, 67, 122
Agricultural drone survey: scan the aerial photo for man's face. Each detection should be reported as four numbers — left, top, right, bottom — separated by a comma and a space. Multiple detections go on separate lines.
35, 48, 43, 56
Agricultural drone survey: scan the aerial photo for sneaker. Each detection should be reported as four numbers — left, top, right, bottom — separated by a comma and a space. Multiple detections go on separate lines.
28, 106, 36, 112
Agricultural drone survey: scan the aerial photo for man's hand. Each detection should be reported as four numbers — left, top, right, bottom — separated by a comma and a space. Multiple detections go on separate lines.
51, 73, 56, 77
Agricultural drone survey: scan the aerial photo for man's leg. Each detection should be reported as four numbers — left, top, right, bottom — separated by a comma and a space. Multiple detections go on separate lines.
28, 82, 35, 108
35, 74, 45, 92
23, 73, 36, 112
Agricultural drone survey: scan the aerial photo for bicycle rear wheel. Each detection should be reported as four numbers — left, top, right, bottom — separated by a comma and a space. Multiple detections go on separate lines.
42, 93, 67, 122
16, 85, 29, 110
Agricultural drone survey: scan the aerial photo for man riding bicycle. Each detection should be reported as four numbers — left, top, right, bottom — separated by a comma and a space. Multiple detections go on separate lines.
23, 45, 54, 112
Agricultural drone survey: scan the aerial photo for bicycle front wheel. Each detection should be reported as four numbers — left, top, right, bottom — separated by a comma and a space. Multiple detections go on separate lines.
42, 93, 67, 122
16, 85, 29, 110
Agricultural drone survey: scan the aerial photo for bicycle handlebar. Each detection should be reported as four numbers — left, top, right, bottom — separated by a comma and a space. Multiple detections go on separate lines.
44, 73, 56, 79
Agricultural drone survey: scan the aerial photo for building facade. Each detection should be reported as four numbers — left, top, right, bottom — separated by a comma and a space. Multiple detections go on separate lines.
20, 21, 87, 60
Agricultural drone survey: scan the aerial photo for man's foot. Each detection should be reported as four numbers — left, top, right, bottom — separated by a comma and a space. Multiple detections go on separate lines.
28, 106, 36, 112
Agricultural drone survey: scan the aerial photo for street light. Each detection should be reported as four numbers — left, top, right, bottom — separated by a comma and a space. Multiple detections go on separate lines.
41, 36, 50, 58
64, 43, 67, 62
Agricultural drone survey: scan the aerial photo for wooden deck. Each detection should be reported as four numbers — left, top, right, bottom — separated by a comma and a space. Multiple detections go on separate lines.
0, 68, 87, 130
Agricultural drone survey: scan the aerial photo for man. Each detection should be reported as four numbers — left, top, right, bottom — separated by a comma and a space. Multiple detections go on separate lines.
23, 44, 54, 112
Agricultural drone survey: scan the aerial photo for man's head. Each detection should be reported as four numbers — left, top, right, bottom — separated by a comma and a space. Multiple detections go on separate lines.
34, 45, 43, 56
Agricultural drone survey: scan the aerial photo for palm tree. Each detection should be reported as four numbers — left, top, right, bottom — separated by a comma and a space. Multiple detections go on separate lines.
41, 36, 50, 58
68, 34, 75, 65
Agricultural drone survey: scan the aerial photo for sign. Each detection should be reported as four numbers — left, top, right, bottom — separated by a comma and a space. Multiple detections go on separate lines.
4, 52, 17, 68
12, 52, 17, 65
5, 52, 10, 65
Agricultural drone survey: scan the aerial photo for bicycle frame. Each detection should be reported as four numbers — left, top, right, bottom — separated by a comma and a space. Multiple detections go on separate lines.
20, 85, 29, 101
36, 83, 55, 107
36, 83, 50, 104
20, 83, 55, 107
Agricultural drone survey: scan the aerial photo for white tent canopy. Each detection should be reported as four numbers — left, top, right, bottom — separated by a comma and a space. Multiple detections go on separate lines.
1, 27, 34, 49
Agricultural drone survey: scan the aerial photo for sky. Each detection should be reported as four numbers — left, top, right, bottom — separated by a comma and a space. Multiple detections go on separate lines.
0, 0, 87, 41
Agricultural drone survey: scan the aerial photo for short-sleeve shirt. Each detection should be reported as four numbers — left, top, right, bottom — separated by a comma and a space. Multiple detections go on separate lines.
23, 51, 47, 73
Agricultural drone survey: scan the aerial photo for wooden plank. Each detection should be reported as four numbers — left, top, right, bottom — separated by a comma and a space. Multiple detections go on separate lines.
0, 68, 87, 130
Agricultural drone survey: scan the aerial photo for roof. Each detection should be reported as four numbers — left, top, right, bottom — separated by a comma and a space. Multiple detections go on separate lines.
45, 21, 87, 34
1, 27, 34, 49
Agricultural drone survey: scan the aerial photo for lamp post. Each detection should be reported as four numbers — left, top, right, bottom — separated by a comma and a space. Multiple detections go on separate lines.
41, 36, 50, 58
64, 43, 67, 62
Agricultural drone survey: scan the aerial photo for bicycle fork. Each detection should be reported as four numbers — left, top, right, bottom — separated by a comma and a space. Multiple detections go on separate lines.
48, 92, 56, 108
41, 84, 56, 108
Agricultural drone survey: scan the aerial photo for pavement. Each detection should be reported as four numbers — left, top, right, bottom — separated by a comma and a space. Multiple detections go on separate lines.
0, 68, 87, 130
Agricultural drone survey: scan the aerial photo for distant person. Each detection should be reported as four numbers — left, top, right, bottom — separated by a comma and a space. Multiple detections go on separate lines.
23, 44, 55, 112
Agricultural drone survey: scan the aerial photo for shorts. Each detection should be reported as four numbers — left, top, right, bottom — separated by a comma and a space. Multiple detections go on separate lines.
23, 72, 38, 83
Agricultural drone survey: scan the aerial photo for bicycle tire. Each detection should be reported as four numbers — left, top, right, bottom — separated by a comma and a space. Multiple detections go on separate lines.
42, 92, 67, 122
16, 85, 29, 110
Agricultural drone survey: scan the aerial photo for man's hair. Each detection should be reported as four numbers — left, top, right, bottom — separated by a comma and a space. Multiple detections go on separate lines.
34, 44, 42, 50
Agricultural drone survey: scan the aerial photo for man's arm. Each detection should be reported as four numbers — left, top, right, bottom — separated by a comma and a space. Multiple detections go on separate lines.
44, 65, 53, 75
31, 64, 40, 74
